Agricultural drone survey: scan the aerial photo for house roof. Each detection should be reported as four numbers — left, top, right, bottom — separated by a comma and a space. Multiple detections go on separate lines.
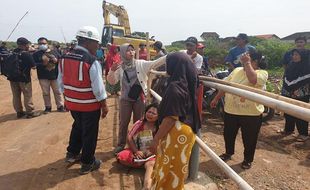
281, 32, 310, 40
254, 34, 280, 40
200, 32, 220, 40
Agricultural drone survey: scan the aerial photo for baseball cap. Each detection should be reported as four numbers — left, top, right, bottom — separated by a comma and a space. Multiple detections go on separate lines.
185, 37, 198, 45
197, 43, 205, 49
17, 37, 31, 45
153, 41, 163, 49
235, 33, 248, 41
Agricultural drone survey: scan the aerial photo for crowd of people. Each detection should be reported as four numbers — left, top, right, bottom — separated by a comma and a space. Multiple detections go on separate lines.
0, 27, 309, 189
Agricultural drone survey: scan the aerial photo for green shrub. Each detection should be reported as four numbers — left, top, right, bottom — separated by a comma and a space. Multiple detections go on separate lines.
252, 38, 293, 68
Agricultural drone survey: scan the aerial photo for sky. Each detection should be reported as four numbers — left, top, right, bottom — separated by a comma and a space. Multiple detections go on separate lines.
0, 0, 309, 45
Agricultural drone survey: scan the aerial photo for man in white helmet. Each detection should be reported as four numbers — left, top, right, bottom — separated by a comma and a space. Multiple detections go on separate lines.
58, 26, 109, 175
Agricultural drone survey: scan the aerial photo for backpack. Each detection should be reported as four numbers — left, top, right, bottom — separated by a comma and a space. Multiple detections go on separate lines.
1, 52, 24, 78
0, 50, 10, 75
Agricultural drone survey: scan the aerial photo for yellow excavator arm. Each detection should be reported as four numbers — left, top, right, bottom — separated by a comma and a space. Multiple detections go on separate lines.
102, 1, 131, 36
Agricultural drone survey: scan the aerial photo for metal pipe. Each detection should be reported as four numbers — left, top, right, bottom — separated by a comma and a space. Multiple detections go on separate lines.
188, 129, 201, 180
196, 137, 254, 190
149, 89, 162, 102
150, 70, 167, 76
199, 75, 310, 109
203, 81, 310, 121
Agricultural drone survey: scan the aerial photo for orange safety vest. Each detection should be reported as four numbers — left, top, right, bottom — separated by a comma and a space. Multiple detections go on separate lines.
60, 49, 101, 112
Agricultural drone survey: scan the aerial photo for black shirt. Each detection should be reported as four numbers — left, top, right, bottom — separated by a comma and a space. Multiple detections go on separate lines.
33, 50, 59, 80
8, 48, 35, 83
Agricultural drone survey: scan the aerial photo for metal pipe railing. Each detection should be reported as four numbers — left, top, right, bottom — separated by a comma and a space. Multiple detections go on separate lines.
202, 81, 310, 122
196, 137, 254, 190
199, 75, 310, 109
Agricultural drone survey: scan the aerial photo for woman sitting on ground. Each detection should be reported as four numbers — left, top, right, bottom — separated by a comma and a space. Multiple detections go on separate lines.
280, 49, 310, 142
211, 50, 268, 169
117, 103, 159, 190
107, 43, 166, 155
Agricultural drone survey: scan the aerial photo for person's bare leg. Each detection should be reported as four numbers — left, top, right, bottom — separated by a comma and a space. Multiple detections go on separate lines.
142, 160, 155, 190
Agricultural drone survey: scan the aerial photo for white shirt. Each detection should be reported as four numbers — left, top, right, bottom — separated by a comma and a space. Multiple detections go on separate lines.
180, 50, 203, 70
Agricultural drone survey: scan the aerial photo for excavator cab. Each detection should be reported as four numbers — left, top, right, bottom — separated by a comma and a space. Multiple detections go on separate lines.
102, 1, 157, 59
102, 25, 125, 47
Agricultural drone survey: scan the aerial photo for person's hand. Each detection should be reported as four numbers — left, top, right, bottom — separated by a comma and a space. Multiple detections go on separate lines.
134, 150, 145, 159
144, 150, 153, 157
210, 98, 219, 108
42, 55, 49, 65
191, 52, 197, 60
110, 62, 121, 71
49, 54, 58, 63
101, 101, 108, 118
149, 138, 159, 155
240, 53, 251, 65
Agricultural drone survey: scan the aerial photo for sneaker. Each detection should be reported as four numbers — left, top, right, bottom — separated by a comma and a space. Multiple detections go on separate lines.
79, 159, 101, 175
57, 106, 66, 112
65, 152, 80, 163
113, 146, 124, 155
43, 107, 52, 114
296, 135, 309, 142
241, 161, 252, 169
26, 112, 41, 119
219, 153, 232, 162
17, 111, 26, 118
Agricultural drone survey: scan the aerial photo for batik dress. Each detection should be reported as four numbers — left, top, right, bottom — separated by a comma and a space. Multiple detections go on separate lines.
151, 120, 195, 190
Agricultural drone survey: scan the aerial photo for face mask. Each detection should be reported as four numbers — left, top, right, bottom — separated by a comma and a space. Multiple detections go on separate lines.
38, 44, 48, 51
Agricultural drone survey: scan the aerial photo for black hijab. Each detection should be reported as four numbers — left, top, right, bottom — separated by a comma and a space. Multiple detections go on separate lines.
159, 52, 201, 134
283, 49, 310, 92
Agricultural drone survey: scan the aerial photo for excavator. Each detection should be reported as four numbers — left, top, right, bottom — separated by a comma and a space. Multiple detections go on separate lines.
101, 1, 156, 59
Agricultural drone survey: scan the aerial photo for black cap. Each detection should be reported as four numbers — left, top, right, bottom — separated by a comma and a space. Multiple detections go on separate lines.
236, 33, 248, 41
153, 41, 163, 49
185, 36, 198, 45
17, 37, 30, 45
139, 42, 146, 47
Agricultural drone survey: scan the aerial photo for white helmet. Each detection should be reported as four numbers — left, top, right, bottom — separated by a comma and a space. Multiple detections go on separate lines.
76, 26, 100, 42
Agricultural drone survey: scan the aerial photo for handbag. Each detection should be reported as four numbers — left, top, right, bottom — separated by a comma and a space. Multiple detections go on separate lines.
124, 70, 143, 100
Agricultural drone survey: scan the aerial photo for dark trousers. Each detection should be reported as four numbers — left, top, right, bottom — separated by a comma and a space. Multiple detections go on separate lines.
284, 96, 309, 136
67, 109, 101, 164
118, 98, 144, 147
224, 112, 262, 163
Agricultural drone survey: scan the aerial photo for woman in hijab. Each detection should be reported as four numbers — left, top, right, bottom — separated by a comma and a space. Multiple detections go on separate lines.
107, 43, 166, 154
149, 52, 201, 190
280, 49, 310, 142
105, 44, 121, 95
211, 50, 268, 169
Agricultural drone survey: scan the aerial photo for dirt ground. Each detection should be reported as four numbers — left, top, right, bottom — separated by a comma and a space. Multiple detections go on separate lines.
0, 72, 309, 190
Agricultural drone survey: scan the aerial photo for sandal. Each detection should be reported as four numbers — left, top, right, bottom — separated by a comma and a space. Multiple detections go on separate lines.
241, 161, 252, 169
219, 153, 232, 162
296, 135, 309, 142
